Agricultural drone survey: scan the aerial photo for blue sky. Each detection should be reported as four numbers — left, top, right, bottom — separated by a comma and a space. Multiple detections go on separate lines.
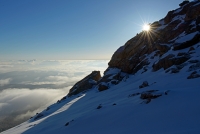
0, 0, 184, 60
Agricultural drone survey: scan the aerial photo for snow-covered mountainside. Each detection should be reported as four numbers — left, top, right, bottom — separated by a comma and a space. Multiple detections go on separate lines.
2, 1, 200, 133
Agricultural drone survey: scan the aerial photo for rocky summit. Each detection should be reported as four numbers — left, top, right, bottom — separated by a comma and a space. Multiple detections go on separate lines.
108, 0, 200, 74
2, 1, 200, 134
66, 0, 200, 94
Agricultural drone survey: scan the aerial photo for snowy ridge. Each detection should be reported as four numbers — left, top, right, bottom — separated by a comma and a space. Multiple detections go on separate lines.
2, 1, 200, 134
2, 57, 200, 133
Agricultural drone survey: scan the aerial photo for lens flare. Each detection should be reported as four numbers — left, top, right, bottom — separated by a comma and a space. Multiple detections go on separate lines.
143, 24, 150, 31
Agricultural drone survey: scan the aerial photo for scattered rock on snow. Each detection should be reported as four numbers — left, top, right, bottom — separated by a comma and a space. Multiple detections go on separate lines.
128, 93, 140, 97
188, 62, 200, 71
187, 71, 200, 79
65, 120, 74, 126
96, 104, 102, 109
139, 81, 149, 89
140, 90, 162, 104
65, 122, 69, 126
188, 46, 195, 52
34, 113, 44, 120
164, 90, 170, 95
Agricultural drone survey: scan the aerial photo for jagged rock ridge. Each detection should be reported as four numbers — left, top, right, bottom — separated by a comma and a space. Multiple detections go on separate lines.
3, 1, 200, 134
108, 0, 200, 74
67, 0, 200, 95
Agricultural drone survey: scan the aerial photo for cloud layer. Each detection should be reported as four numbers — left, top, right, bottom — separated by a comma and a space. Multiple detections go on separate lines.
0, 60, 108, 132
0, 78, 12, 86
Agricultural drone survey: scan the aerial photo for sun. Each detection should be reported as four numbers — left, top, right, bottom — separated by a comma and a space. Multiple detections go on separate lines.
143, 24, 150, 31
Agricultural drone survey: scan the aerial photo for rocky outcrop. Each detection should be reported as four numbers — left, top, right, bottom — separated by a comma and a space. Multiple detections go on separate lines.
153, 53, 190, 71
67, 71, 101, 96
63, 1, 200, 96
139, 81, 149, 89
187, 71, 200, 79
185, 1, 200, 21
107, 0, 200, 74
179, 0, 189, 7
140, 91, 162, 104
98, 83, 109, 91
173, 34, 200, 50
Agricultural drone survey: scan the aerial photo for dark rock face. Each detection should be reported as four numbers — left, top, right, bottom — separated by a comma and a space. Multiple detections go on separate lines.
68, 71, 101, 96
62, 1, 200, 96
185, 1, 200, 21
98, 83, 108, 92
173, 34, 200, 50
153, 54, 190, 71
179, 1, 189, 7
107, 1, 200, 74
98, 69, 129, 87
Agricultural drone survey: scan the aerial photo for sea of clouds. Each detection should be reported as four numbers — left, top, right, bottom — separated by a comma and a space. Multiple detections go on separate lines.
0, 60, 108, 132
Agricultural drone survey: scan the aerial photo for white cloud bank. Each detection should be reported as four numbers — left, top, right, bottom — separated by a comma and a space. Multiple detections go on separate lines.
0, 60, 109, 132
0, 78, 12, 86
0, 87, 71, 122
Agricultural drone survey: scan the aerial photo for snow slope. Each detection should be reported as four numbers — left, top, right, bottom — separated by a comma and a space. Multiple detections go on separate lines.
2, 1, 200, 133
2, 49, 200, 133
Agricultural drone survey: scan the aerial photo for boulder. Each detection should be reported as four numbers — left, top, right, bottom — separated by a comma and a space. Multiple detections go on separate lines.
68, 71, 101, 96
139, 81, 149, 89
187, 71, 200, 79
188, 62, 200, 71
96, 104, 102, 109
153, 54, 175, 71
98, 83, 109, 92
153, 54, 190, 71
140, 90, 162, 104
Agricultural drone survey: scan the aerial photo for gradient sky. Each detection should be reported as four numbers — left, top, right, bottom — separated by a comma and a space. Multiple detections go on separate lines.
0, 0, 185, 60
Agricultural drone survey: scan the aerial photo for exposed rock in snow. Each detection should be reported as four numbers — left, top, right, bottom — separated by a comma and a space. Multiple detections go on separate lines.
67, 71, 101, 96
98, 82, 109, 91
139, 81, 149, 89
108, 0, 200, 74
2, 1, 200, 134
187, 71, 200, 79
